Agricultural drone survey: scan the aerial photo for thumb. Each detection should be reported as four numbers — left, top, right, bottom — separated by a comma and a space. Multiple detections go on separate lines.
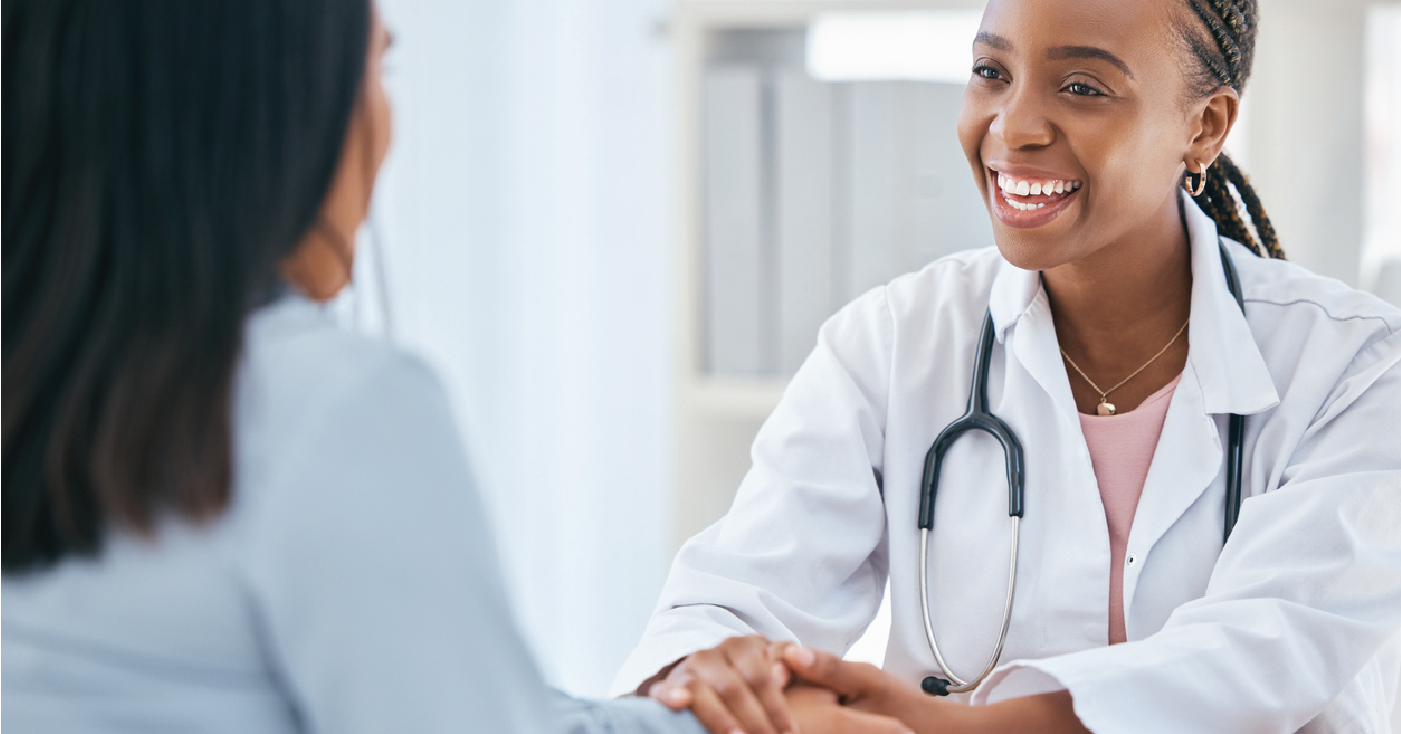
782, 646, 881, 700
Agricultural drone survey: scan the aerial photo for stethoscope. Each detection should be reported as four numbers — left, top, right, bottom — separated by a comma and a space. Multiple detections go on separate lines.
916, 243, 1247, 697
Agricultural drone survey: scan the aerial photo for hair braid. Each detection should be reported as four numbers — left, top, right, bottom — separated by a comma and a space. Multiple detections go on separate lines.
1179, 0, 1284, 259
1187, 0, 1240, 86
1217, 155, 1283, 258
1191, 154, 1260, 256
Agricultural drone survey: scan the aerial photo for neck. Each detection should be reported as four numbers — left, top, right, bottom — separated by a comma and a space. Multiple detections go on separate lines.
1044, 194, 1193, 412
1044, 198, 1192, 351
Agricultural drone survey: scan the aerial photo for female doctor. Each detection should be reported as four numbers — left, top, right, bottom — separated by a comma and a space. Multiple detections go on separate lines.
613, 0, 1401, 731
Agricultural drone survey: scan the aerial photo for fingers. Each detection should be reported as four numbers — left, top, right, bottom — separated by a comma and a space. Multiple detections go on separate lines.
691, 682, 751, 734
711, 665, 788, 734
782, 646, 881, 701
766, 641, 795, 689
656, 637, 799, 734
649, 681, 693, 711
725, 643, 798, 734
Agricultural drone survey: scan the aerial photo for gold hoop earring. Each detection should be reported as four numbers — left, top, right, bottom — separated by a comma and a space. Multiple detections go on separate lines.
1184, 161, 1208, 196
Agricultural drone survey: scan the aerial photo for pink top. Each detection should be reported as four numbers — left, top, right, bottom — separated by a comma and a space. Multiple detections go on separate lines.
1078, 373, 1182, 644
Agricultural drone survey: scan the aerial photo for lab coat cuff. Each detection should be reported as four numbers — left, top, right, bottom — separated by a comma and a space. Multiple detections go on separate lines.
971, 656, 1124, 734
971, 662, 1068, 704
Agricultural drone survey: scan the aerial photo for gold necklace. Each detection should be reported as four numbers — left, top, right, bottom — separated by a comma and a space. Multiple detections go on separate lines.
1060, 318, 1189, 416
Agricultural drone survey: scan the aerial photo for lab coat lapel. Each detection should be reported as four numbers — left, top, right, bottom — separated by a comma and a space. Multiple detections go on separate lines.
1122, 197, 1281, 608
1178, 193, 1278, 417
988, 262, 1081, 424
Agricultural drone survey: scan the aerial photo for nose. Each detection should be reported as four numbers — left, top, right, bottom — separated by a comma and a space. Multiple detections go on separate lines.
989, 84, 1056, 150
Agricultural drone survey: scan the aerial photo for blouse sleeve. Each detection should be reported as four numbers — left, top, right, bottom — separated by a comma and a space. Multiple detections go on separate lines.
611, 288, 897, 696
240, 350, 703, 734
977, 329, 1401, 733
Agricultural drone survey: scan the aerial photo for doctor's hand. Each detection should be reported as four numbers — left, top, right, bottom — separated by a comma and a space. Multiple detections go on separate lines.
646, 635, 798, 734
780, 647, 929, 729
782, 646, 1091, 734
782, 684, 915, 734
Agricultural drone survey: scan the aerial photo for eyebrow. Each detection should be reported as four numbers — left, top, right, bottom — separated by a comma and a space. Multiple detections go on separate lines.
973, 32, 1011, 50
972, 34, 1136, 80
1046, 46, 1134, 79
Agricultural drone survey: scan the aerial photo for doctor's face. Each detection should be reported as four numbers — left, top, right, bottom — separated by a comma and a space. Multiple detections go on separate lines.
956, 0, 1215, 271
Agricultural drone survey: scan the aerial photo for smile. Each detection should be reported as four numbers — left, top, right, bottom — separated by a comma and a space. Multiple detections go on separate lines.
997, 172, 1081, 208
987, 168, 1084, 227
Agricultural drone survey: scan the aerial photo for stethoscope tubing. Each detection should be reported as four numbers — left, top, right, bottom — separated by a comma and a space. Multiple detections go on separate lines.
916, 243, 1248, 696
918, 519, 1019, 694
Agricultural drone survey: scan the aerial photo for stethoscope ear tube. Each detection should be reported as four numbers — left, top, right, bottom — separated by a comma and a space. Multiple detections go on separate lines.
1219, 243, 1247, 542
917, 311, 1026, 530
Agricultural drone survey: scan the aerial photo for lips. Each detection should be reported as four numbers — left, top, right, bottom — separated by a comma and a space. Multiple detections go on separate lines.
986, 167, 1083, 228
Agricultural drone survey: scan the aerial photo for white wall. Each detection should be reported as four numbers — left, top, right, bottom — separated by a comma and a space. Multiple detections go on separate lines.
1248, 0, 1369, 286
371, 0, 676, 696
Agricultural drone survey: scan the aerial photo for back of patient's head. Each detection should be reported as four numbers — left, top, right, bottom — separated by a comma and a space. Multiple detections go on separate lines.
2, 0, 371, 573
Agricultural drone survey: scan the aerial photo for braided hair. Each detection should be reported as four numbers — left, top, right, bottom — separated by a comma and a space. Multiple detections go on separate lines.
1178, 0, 1284, 259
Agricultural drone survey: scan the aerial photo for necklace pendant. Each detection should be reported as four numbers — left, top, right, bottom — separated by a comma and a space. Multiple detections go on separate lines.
1097, 399, 1116, 416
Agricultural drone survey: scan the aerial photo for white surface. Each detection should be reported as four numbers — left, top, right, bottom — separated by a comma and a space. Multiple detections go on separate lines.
806, 11, 983, 83
704, 68, 767, 375
618, 200, 1401, 730
1248, 0, 1369, 285
371, 0, 677, 697
1365, 3, 1401, 289
776, 72, 836, 373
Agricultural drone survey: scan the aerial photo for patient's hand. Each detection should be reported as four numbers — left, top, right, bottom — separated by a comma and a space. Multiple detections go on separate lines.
647, 635, 797, 734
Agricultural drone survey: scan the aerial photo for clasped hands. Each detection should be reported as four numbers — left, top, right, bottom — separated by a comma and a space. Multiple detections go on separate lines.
643, 636, 935, 734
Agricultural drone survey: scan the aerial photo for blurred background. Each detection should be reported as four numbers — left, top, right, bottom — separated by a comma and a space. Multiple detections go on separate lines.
336, 0, 1401, 700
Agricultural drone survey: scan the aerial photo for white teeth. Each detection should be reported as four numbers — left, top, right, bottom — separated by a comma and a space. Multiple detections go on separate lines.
1008, 200, 1046, 211
993, 171, 1083, 201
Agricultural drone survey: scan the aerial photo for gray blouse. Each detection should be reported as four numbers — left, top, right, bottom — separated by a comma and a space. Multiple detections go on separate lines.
2, 295, 702, 734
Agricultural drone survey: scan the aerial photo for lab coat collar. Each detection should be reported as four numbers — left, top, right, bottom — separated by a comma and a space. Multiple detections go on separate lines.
985, 190, 1279, 417
1181, 191, 1279, 416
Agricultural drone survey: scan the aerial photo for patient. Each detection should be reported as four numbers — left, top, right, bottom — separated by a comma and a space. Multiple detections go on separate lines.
0, 2, 905, 732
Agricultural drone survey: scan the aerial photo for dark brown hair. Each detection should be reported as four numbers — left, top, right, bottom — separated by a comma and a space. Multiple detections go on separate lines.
2, 0, 370, 572
1177, 0, 1284, 259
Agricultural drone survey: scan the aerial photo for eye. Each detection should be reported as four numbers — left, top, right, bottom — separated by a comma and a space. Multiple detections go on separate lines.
1066, 82, 1104, 97
972, 64, 1004, 81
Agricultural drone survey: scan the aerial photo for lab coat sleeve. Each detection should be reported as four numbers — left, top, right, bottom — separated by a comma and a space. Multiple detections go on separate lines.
243, 352, 703, 734
611, 288, 896, 696
975, 329, 1401, 733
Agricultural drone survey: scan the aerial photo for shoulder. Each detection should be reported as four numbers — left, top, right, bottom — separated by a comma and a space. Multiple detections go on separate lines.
1231, 243, 1400, 363
883, 246, 1002, 313
1232, 242, 1401, 341
239, 296, 444, 413
830, 247, 1002, 326
232, 297, 455, 496
1229, 242, 1401, 416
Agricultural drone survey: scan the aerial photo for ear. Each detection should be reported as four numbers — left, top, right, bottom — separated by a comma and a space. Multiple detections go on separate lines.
1186, 86, 1239, 171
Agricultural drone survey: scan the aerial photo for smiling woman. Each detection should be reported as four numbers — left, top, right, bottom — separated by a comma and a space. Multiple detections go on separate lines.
615, 0, 1401, 732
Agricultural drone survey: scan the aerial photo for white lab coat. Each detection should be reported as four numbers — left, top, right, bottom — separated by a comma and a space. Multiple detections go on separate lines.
613, 195, 1401, 733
